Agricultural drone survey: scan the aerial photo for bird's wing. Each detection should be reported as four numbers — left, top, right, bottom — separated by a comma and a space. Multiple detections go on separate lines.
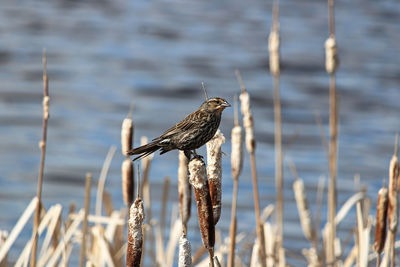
153, 110, 201, 141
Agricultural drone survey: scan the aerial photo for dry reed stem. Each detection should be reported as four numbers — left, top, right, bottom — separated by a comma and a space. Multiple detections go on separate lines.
178, 151, 192, 234
79, 173, 92, 267
122, 159, 134, 206
160, 176, 170, 239
0, 231, 7, 267
0, 197, 38, 262
188, 157, 215, 250
228, 97, 242, 267
293, 179, 316, 242
47, 210, 84, 266
178, 235, 192, 267
326, 0, 339, 265
206, 129, 225, 225
16, 204, 61, 266
374, 184, 388, 259
127, 198, 145, 267
269, 0, 284, 249
31, 50, 50, 267
264, 222, 276, 266
139, 136, 155, 265
228, 177, 239, 267
96, 146, 117, 218
121, 117, 134, 157
236, 70, 267, 267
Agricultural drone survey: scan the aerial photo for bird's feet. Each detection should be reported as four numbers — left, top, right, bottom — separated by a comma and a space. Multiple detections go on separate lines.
184, 150, 203, 161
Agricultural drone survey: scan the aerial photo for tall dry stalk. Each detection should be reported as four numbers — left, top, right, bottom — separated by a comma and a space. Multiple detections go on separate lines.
31, 50, 50, 267
188, 157, 215, 267
178, 151, 191, 234
79, 173, 92, 267
206, 129, 225, 225
236, 70, 267, 267
269, 0, 284, 248
325, 0, 339, 265
228, 95, 243, 267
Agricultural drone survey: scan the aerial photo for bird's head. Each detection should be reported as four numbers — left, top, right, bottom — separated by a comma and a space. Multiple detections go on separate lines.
201, 97, 231, 113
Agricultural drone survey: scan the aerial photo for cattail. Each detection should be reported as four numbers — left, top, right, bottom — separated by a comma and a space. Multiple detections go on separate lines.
231, 125, 243, 180
268, 29, 280, 76
188, 157, 215, 249
236, 70, 266, 267
178, 151, 191, 234
121, 117, 133, 156
293, 179, 316, 242
178, 234, 192, 267
206, 129, 225, 225
122, 159, 134, 206
239, 90, 255, 153
373, 184, 388, 255
126, 198, 145, 267
325, 36, 339, 74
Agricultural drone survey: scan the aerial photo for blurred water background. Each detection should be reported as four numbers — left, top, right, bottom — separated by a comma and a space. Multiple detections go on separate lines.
0, 0, 399, 265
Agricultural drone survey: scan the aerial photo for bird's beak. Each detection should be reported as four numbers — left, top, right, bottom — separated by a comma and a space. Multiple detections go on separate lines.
221, 101, 231, 108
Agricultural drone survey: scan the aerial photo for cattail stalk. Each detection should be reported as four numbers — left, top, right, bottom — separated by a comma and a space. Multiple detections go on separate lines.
269, 0, 284, 247
188, 157, 215, 266
326, 0, 339, 265
374, 183, 388, 266
228, 95, 243, 267
31, 50, 50, 267
178, 151, 192, 235
79, 173, 92, 267
236, 70, 267, 267
178, 234, 192, 267
127, 198, 145, 267
160, 176, 170, 239
206, 129, 225, 225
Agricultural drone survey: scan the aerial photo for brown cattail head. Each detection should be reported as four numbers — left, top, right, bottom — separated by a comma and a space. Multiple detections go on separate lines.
388, 154, 399, 232
126, 197, 145, 267
374, 184, 388, 254
178, 234, 192, 267
121, 117, 133, 156
206, 129, 225, 225
188, 157, 215, 249
239, 90, 255, 153
325, 36, 339, 74
122, 158, 134, 206
178, 151, 191, 233
293, 179, 315, 242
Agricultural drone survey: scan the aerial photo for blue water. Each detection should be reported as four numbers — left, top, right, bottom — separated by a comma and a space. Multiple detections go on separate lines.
0, 0, 400, 265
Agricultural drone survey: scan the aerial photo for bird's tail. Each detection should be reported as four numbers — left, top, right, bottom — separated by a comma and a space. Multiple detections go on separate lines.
127, 141, 160, 161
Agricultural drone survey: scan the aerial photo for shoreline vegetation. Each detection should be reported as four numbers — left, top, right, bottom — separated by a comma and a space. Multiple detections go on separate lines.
1, 1, 399, 266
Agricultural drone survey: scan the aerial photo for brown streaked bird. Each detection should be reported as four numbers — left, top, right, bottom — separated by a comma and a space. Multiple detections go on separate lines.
128, 97, 230, 161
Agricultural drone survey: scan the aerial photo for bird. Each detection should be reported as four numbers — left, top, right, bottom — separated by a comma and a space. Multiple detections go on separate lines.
128, 97, 230, 161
